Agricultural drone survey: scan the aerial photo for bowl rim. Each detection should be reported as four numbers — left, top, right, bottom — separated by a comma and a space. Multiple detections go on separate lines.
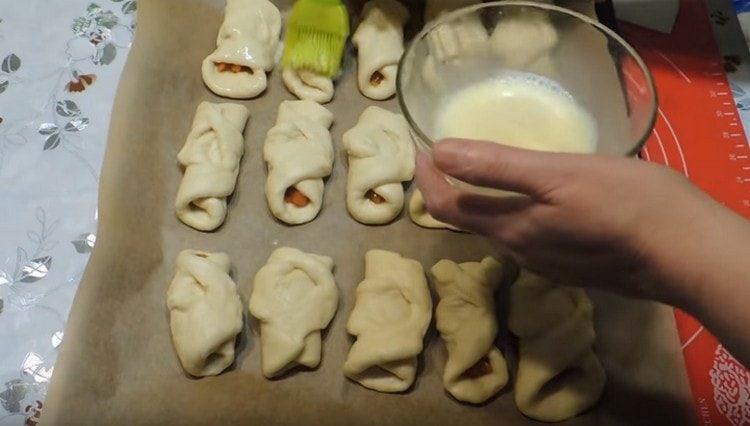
396, 0, 658, 157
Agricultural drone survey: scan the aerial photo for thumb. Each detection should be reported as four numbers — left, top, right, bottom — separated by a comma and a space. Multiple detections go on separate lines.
432, 138, 573, 197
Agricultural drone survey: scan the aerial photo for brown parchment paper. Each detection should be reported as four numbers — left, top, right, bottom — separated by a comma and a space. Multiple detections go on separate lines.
42, 0, 693, 424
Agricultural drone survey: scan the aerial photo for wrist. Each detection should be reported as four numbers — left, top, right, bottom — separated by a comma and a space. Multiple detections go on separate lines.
631, 197, 714, 309
635, 198, 749, 312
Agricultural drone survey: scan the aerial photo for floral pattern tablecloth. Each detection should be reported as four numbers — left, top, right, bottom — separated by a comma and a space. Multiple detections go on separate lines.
0, 1, 748, 425
0, 1, 134, 424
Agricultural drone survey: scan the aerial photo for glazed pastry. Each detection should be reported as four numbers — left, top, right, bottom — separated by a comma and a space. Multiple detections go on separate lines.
343, 250, 432, 393
431, 257, 508, 404
166, 250, 243, 377
509, 271, 606, 422
424, 0, 488, 62
343, 106, 415, 224
202, 0, 281, 98
424, 0, 481, 22
263, 100, 334, 225
408, 189, 459, 231
420, 0, 488, 93
352, 0, 410, 100
249, 247, 338, 378
282, 68, 334, 104
490, 6, 558, 73
175, 101, 249, 231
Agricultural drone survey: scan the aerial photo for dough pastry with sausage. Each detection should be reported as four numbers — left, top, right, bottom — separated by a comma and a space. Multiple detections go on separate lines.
249, 247, 338, 378
343, 106, 414, 224
424, 0, 488, 61
167, 250, 243, 377
431, 257, 508, 404
352, 0, 410, 100
509, 271, 606, 422
490, 5, 558, 74
202, 0, 281, 98
282, 69, 335, 104
263, 100, 334, 225
408, 189, 459, 231
343, 250, 432, 392
175, 101, 249, 231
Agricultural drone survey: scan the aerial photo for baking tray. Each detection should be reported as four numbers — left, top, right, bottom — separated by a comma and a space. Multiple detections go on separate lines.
41, 0, 693, 424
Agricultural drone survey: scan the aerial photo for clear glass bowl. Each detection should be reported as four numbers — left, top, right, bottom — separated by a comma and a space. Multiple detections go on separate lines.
397, 1, 656, 161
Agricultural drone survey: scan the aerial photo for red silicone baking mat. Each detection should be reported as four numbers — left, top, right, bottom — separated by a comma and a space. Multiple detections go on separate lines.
618, 1, 750, 424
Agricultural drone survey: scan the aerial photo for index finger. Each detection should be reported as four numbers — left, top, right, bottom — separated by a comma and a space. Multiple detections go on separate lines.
432, 139, 579, 198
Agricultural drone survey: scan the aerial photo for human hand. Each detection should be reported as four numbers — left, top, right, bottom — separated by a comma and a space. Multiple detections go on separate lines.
416, 138, 730, 303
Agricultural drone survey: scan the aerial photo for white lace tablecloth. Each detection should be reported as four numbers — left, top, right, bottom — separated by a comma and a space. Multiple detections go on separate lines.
0, 1, 748, 425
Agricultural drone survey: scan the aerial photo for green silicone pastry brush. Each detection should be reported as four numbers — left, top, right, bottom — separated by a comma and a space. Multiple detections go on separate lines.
282, 0, 350, 78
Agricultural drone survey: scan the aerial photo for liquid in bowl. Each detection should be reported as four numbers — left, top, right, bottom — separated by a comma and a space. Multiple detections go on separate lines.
434, 72, 597, 154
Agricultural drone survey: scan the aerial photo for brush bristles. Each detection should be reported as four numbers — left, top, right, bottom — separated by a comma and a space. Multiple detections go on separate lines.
282, 26, 346, 77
